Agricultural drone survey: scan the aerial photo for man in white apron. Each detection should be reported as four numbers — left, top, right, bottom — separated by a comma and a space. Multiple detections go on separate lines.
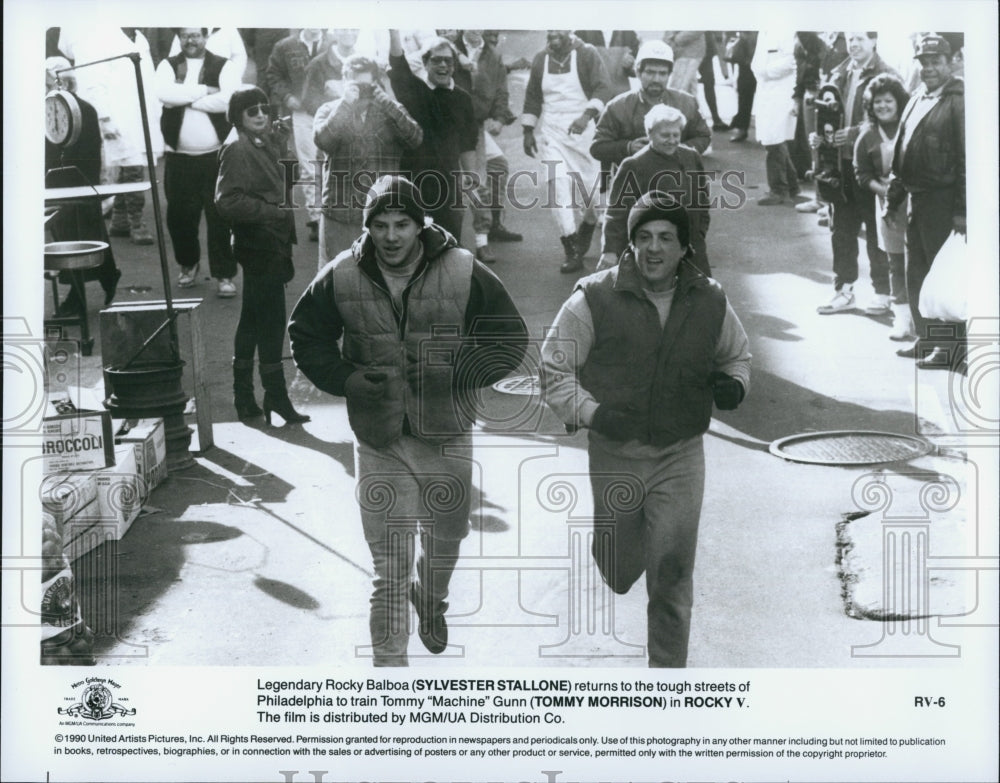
522, 31, 612, 273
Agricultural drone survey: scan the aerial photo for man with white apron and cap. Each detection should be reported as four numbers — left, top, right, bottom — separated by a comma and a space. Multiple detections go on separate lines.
522, 31, 612, 273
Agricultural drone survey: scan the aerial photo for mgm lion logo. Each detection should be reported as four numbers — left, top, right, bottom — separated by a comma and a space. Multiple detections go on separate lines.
58, 683, 135, 721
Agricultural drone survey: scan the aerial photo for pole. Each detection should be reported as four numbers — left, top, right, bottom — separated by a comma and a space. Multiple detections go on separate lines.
56, 52, 179, 363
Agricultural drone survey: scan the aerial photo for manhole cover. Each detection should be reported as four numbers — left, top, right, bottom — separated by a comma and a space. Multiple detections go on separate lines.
492, 375, 540, 396
769, 430, 933, 465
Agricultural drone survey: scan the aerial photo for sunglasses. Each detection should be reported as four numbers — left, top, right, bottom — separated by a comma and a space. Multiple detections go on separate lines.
243, 104, 270, 118
427, 55, 454, 66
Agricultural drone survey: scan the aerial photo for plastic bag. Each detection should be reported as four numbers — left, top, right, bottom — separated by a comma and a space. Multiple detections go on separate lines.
918, 230, 968, 322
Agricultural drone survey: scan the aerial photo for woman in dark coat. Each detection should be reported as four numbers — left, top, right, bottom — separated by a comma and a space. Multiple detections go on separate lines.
215, 86, 309, 424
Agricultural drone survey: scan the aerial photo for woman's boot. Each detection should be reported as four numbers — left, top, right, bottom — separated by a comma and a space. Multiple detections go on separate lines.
259, 361, 310, 425
233, 358, 263, 420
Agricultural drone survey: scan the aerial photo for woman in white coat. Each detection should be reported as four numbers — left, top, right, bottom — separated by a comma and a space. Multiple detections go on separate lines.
751, 31, 800, 205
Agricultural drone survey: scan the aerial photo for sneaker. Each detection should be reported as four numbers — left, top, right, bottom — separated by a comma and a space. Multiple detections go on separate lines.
864, 294, 891, 314
795, 199, 821, 213
217, 278, 237, 298
409, 583, 448, 654
915, 346, 955, 371
178, 264, 200, 288
130, 226, 155, 245
888, 304, 916, 341
475, 245, 497, 264
757, 193, 788, 206
817, 286, 855, 314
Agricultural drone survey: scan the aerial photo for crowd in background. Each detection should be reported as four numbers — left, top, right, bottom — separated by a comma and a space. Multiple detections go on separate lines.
44, 26, 966, 370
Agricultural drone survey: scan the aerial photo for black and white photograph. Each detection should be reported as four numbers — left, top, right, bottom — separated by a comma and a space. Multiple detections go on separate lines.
4, 1, 998, 782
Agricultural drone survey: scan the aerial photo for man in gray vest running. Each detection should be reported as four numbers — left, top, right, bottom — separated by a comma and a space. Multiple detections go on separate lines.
289, 175, 527, 666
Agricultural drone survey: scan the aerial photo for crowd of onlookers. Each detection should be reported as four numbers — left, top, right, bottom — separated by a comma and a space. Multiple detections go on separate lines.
44, 27, 966, 371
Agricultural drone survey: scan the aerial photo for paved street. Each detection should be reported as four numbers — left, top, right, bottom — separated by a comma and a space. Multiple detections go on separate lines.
39, 32, 993, 669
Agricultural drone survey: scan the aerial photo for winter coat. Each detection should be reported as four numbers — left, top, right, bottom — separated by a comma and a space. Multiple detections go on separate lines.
591, 88, 712, 162
602, 143, 709, 256
312, 90, 423, 224
288, 224, 528, 447
215, 127, 297, 281
890, 77, 965, 218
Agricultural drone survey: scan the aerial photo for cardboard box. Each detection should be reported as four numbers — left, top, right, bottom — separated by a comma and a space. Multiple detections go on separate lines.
114, 418, 167, 500
43, 395, 115, 473
61, 498, 115, 561
68, 445, 142, 542
40, 473, 98, 530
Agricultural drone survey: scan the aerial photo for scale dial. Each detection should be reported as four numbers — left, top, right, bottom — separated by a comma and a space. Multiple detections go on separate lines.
45, 89, 82, 147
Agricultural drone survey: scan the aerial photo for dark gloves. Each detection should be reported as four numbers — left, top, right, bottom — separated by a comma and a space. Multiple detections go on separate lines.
344, 370, 387, 407
885, 178, 906, 214
590, 405, 647, 442
710, 371, 744, 410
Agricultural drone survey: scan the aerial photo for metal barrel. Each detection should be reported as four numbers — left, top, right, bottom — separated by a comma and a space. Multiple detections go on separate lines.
105, 361, 193, 471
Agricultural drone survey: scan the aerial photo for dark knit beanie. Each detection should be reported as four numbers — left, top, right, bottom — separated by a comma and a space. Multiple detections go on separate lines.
363, 175, 426, 228
627, 190, 690, 246
227, 86, 269, 125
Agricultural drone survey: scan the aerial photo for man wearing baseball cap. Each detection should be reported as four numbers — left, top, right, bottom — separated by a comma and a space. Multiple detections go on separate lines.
288, 175, 527, 666
540, 192, 751, 667
886, 34, 966, 371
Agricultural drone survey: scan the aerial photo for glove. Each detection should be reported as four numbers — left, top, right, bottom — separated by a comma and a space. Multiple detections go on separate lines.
590, 405, 647, 442
344, 370, 387, 407
885, 179, 906, 213
709, 371, 744, 410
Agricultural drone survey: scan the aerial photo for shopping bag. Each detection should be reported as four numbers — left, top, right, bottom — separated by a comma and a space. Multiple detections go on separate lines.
918, 230, 968, 322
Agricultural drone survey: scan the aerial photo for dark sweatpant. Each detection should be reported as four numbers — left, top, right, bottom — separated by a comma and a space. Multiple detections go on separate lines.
164, 151, 236, 278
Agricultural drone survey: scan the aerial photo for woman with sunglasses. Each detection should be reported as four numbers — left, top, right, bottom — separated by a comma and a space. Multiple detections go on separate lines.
215, 86, 310, 425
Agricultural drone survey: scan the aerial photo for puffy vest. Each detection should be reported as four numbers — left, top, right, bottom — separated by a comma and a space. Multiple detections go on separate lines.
160, 50, 231, 150
578, 259, 727, 447
331, 248, 474, 447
